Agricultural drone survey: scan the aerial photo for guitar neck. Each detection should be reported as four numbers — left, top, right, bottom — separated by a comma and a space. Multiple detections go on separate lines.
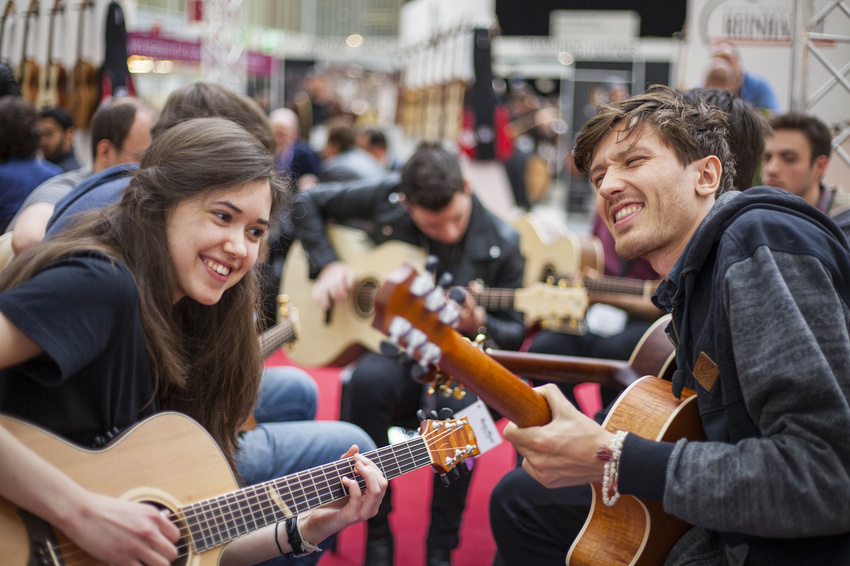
180, 435, 432, 553
583, 275, 658, 299
485, 349, 638, 391
258, 318, 297, 360
468, 288, 517, 311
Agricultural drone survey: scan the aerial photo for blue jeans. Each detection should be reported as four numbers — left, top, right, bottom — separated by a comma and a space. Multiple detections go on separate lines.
237, 366, 376, 566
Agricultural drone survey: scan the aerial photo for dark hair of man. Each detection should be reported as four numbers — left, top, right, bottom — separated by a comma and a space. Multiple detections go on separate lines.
0, 117, 288, 470
152, 81, 276, 154
770, 112, 832, 164
326, 124, 356, 153
0, 96, 40, 161
573, 84, 737, 196
38, 107, 75, 131
399, 141, 465, 210
88, 99, 140, 161
683, 87, 770, 190
364, 128, 387, 150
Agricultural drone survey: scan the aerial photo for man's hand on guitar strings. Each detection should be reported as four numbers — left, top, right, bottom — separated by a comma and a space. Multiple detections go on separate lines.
313, 261, 354, 310
504, 384, 614, 489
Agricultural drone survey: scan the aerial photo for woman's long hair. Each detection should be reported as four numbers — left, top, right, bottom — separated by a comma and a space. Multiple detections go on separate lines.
0, 117, 287, 469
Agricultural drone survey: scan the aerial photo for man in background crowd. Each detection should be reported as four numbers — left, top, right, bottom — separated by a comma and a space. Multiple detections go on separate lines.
762, 112, 850, 236
37, 107, 81, 172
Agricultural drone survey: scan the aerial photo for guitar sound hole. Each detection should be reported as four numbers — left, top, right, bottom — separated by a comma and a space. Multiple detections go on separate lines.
148, 502, 189, 566
354, 280, 378, 317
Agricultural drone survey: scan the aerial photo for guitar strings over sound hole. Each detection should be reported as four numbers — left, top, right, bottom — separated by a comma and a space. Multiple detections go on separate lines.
355, 280, 379, 317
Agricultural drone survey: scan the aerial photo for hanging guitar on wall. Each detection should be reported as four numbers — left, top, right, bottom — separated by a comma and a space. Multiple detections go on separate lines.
0, 0, 20, 97
98, 0, 134, 102
34, 0, 67, 109
15, 0, 38, 102
69, 0, 96, 127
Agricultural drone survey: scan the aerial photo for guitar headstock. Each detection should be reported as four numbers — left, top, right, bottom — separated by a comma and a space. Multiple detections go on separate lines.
419, 416, 480, 475
374, 263, 553, 428
516, 280, 589, 330
372, 264, 461, 375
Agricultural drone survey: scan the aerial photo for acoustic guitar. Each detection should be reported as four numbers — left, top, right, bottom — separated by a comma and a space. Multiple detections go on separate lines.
0, 0, 14, 63
0, 410, 478, 564
14, 0, 37, 103
34, 0, 66, 110
69, 0, 96, 128
513, 214, 603, 288
372, 264, 705, 565
281, 225, 589, 367
513, 214, 662, 298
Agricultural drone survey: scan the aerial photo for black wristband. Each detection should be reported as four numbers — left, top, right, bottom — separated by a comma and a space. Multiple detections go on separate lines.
274, 520, 287, 556
285, 516, 309, 557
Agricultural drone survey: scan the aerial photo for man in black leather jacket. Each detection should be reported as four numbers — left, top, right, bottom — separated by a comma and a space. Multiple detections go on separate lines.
291, 142, 525, 566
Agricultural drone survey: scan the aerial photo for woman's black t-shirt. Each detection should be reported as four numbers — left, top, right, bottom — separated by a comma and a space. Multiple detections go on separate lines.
0, 252, 157, 447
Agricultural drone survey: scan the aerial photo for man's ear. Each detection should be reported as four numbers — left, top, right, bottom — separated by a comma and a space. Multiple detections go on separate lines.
463, 179, 472, 195
95, 139, 116, 165
695, 155, 722, 197
812, 154, 829, 182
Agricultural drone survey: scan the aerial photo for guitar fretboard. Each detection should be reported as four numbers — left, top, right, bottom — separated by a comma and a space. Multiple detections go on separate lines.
258, 318, 297, 359
180, 435, 432, 552
583, 276, 658, 298
469, 288, 518, 312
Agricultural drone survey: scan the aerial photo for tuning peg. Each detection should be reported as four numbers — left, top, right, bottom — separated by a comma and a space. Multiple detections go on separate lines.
425, 255, 439, 276
417, 409, 428, 422
409, 362, 430, 383
380, 340, 403, 356
457, 461, 471, 475
449, 467, 461, 480
439, 383, 454, 398
439, 474, 452, 487
412, 273, 435, 297
438, 303, 460, 327
437, 272, 453, 290
387, 316, 412, 345
448, 287, 466, 305
418, 342, 442, 367
429, 410, 440, 420
438, 407, 455, 420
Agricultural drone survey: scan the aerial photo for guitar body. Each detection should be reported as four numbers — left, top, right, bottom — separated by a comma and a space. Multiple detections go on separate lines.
568, 376, 705, 565
281, 225, 427, 366
373, 267, 704, 564
70, 58, 97, 126
69, 0, 96, 127
18, 57, 38, 102
0, 412, 237, 565
512, 214, 603, 287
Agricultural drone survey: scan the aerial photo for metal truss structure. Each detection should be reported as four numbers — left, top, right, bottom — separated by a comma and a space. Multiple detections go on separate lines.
200, 0, 246, 91
791, 0, 850, 167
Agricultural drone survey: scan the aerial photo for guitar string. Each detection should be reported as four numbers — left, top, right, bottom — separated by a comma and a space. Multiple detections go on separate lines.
170, 424, 469, 549
45, 424, 474, 564
51, 435, 467, 564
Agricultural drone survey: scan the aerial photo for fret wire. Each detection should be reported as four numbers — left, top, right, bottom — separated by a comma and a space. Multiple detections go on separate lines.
178, 432, 455, 552
206, 493, 240, 545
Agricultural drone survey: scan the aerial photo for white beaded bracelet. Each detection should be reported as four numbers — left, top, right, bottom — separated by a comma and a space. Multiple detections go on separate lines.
599, 430, 628, 507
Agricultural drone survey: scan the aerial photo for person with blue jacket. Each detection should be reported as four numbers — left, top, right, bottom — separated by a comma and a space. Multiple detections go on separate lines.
500, 85, 850, 565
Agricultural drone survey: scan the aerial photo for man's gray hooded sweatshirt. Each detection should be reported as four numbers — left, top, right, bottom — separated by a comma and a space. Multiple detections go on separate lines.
617, 187, 850, 564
